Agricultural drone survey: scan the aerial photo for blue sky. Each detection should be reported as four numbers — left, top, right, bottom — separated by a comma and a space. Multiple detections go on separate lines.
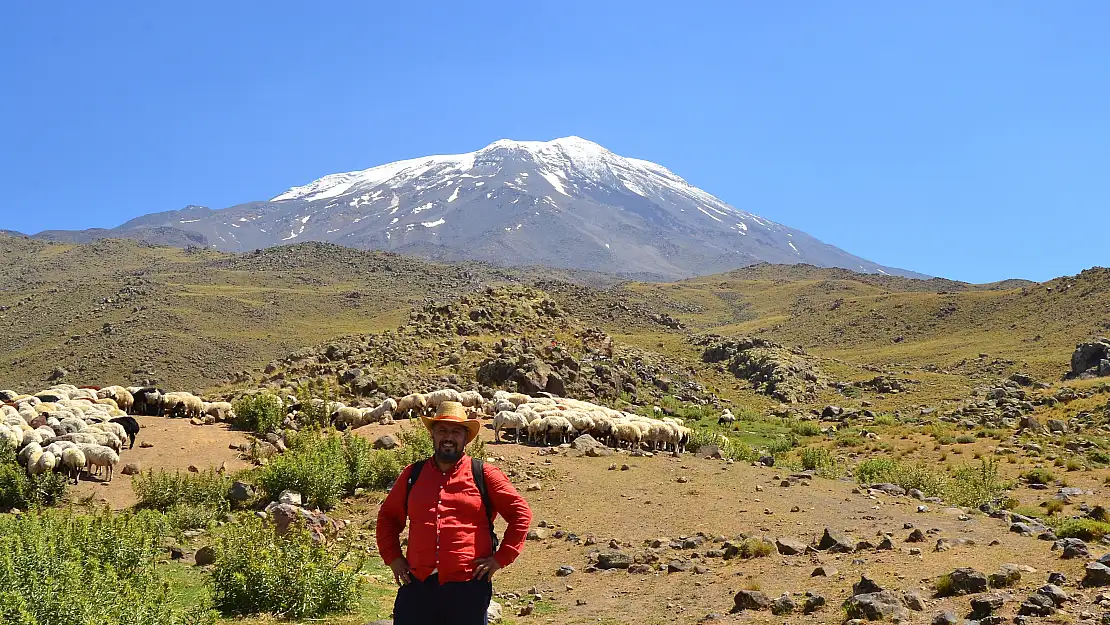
1, 2, 1106, 283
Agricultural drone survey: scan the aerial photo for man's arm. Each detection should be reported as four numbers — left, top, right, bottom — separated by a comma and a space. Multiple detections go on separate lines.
484, 464, 533, 568
375, 464, 412, 566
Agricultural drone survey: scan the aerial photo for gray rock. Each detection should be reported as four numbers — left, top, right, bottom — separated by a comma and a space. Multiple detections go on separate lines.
812, 565, 838, 577
120, 462, 141, 476
1057, 537, 1090, 559
1047, 419, 1069, 433
373, 434, 398, 450
803, 593, 826, 614
989, 564, 1022, 588
277, 490, 302, 506
818, 527, 855, 553
667, 559, 692, 573
931, 611, 959, 625
901, 590, 926, 611
853, 574, 884, 596
1010, 522, 1035, 536
487, 599, 503, 623
843, 590, 909, 622
770, 593, 796, 615
970, 592, 1010, 616
556, 566, 574, 577
596, 550, 632, 570
871, 483, 906, 496
229, 481, 254, 502
570, 434, 604, 453
1018, 592, 1056, 617
906, 528, 926, 543
946, 568, 988, 595
194, 545, 216, 566
775, 537, 807, 555
731, 590, 771, 612
1037, 584, 1069, 606
1084, 562, 1110, 587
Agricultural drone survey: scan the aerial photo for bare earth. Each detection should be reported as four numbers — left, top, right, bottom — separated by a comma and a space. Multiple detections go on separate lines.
82, 416, 1110, 624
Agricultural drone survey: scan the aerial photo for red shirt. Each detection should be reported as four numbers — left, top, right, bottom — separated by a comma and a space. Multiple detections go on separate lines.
376, 455, 532, 584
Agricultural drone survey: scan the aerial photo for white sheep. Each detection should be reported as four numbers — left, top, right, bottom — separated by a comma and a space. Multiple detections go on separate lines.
493, 411, 528, 443
60, 447, 87, 484
80, 444, 119, 482
425, 389, 462, 408
459, 390, 483, 407
395, 393, 427, 417
30, 451, 56, 476
17, 442, 42, 467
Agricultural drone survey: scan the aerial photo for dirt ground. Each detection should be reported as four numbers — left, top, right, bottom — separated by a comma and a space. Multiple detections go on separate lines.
75, 415, 1110, 624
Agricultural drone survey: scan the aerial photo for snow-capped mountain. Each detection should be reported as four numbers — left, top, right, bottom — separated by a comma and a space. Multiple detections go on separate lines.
24, 137, 921, 278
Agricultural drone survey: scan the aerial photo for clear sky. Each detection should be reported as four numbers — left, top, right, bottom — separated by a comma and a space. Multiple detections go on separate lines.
1, 2, 1106, 283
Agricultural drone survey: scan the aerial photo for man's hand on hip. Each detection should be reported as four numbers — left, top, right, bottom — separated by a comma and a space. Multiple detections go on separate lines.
389, 557, 413, 586
472, 555, 502, 580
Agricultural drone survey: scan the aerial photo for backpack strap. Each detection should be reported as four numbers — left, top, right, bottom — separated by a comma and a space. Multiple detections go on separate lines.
472, 458, 499, 550
402, 459, 426, 519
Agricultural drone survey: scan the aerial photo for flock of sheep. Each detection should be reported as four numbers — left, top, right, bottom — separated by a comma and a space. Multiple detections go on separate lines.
0, 385, 144, 484
328, 388, 695, 453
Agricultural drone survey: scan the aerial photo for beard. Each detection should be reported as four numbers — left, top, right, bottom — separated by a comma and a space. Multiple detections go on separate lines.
435, 441, 462, 464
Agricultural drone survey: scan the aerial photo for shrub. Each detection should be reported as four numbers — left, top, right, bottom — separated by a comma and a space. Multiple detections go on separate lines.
1023, 468, 1055, 485
738, 538, 774, 559
935, 573, 955, 597
1066, 457, 1084, 472
232, 393, 284, 433
855, 456, 1005, 507
956, 435, 976, 444
293, 382, 337, 430
790, 421, 822, 437
0, 508, 210, 625
856, 458, 899, 484
1055, 519, 1110, 541
0, 443, 68, 511
800, 447, 835, 472
1042, 500, 1065, 516
132, 469, 231, 513
1001, 497, 1020, 510
946, 458, 1008, 508
209, 516, 360, 618
873, 414, 897, 426
766, 436, 798, 457
1088, 449, 1110, 466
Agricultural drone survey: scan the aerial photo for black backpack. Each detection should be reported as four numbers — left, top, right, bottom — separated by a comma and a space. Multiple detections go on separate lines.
404, 457, 499, 549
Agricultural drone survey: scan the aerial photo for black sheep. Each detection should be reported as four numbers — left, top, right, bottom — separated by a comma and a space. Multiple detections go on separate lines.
110, 416, 140, 449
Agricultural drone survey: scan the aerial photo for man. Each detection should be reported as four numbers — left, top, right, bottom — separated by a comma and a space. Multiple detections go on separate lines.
376, 400, 532, 624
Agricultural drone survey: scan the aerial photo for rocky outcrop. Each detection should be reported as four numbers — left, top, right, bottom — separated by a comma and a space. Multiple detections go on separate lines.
696, 334, 822, 403
1068, 338, 1110, 379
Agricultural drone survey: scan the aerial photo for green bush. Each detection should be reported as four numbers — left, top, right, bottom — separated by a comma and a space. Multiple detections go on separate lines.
790, 420, 822, 437
0, 442, 68, 512
232, 393, 285, 433
855, 456, 1006, 507
737, 537, 774, 559
1023, 468, 1055, 485
1088, 449, 1110, 466
1066, 457, 1085, 472
946, 458, 1008, 508
1055, 518, 1110, 541
956, 435, 977, 444
856, 457, 900, 484
873, 414, 897, 426
209, 516, 360, 619
800, 447, 835, 472
0, 509, 211, 625
132, 469, 231, 512
766, 436, 798, 457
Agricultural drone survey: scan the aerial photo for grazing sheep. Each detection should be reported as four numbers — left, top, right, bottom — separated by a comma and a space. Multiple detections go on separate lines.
30, 451, 56, 476
459, 390, 483, 408
204, 401, 234, 421
109, 416, 140, 449
60, 447, 87, 484
717, 410, 736, 426
425, 389, 462, 410
332, 406, 362, 429
131, 387, 164, 416
542, 416, 574, 446
493, 411, 528, 443
395, 393, 427, 418
17, 442, 42, 467
160, 393, 185, 418
80, 444, 119, 482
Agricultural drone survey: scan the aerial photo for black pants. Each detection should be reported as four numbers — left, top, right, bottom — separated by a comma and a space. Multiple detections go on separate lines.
393, 573, 492, 625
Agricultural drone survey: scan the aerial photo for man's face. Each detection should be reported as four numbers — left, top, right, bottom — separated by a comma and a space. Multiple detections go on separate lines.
433, 422, 468, 464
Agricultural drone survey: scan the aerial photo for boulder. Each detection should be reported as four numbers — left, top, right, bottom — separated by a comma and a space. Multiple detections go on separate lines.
853, 574, 884, 596
871, 483, 906, 496
194, 545, 216, 566
1018, 592, 1056, 617
818, 527, 855, 553
487, 599, 503, 624
278, 490, 303, 506
570, 434, 604, 454
803, 593, 826, 614
770, 594, 796, 615
989, 564, 1022, 588
843, 590, 909, 622
1083, 562, 1110, 587
120, 463, 141, 476
902, 590, 926, 611
228, 481, 254, 502
731, 590, 771, 612
775, 537, 807, 556
1069, 339, 1110, 378
596, 550, 632, 570
1057, 538, 1089, 559
970, 592, 1010, 617
945, 568, 988, 595
373, 435, 398, 450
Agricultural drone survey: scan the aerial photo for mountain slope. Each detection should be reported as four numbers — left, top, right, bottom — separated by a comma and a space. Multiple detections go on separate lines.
21, 137, 923, 279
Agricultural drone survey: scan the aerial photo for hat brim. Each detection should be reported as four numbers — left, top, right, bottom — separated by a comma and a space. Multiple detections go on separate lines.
421, 416, 482, 445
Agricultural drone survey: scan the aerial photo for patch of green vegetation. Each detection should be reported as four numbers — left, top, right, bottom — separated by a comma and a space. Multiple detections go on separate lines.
790, 420, 823, 437
1055, 519, 1110, 541
232, 393, 285, 434
210, 516, 362, 619
1022, 468, 1055, 485
738, 538, 774, 559
873, 414, 897, 426
0, 508, 216, 625
855, 456, 1009, 508
0, 441, 69, 512
934, 573, 956, 597
956, 435, 977, 444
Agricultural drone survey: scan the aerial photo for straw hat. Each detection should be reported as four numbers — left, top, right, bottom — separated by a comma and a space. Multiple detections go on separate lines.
421, 401, 481, 444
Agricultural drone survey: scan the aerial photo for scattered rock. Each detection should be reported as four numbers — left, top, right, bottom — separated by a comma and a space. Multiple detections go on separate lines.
931, 611, 959, 625
770, 594, 796, 615
1084, 562, 1110, 587
970, 592, 1010, 617
989, 564, 1022, 588
732, 590, 771, 612
229, 481, 254, 502
278, 490, 303, 506
944, 568, 988, 595
120, 462, 141, 475
818, 527, 855, 553
812, 566, 838, 577
372, 434, 398, 450
139, 441, 154, 448
902, 590, 926, 611
853, 574, 884, 596
194, 546, 216, 566
596, 550, 633, 570
775, 537, 807, 555
487, 599, 503, 623
556, 566, 574, 577
906, 528, 925, 543
803, 593, 826, 614
843, 590, 909, 622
